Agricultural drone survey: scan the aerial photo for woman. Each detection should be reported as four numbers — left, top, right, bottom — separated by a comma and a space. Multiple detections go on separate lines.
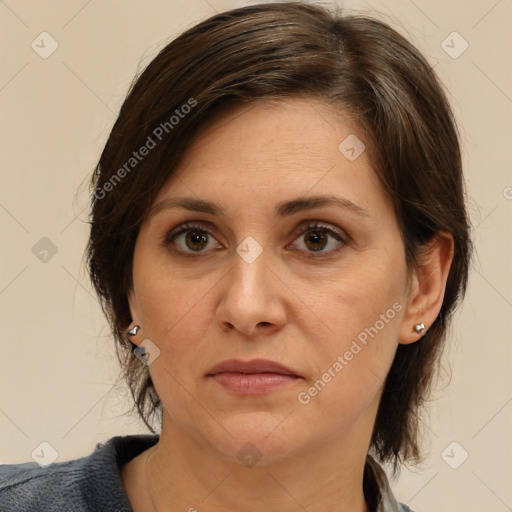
0, 2, 472, 511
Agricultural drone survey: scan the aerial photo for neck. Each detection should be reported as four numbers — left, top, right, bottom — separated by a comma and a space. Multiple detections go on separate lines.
143, 414, 371, 512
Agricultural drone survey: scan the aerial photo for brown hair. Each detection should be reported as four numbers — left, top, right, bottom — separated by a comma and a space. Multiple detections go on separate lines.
87, 2, 472, 470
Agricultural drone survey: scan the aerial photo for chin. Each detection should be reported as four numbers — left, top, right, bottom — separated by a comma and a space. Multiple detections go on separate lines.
209, 412, 306, 467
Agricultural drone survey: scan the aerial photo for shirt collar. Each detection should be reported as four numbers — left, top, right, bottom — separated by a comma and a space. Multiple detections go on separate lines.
365, 453, 407, 512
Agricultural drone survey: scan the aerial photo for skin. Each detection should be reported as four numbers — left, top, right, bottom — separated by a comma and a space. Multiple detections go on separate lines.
120, 97, 454, 512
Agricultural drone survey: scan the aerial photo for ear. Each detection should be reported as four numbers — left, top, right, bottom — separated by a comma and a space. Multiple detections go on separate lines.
127, 288, 139, 320
398, 231, 454, 345
126, 288, 143, 345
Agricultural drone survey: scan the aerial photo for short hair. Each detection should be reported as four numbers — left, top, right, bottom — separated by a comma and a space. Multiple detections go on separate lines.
86, 2, 472, 469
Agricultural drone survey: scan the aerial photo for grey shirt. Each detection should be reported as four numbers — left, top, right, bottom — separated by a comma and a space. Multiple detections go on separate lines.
0, 434, 414, 511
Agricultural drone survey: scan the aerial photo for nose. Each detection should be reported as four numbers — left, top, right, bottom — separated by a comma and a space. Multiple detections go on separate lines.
215, 244, 287, 337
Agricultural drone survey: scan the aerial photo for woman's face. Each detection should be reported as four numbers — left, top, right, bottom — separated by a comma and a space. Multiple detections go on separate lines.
129, 98, 416, 464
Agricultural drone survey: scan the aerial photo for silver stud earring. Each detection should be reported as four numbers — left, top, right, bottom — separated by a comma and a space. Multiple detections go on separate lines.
414, 323, 425, 334
127, 325, 140, 336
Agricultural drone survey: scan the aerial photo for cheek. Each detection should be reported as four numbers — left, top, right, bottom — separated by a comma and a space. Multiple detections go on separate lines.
132, 247, 220, 381
315, 250, 407, 346
298, 247, 407, 413
132, 243, 211, 337
133, 269, 215, 414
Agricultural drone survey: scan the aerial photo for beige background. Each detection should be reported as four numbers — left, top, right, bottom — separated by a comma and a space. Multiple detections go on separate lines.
1, 1, 511, 510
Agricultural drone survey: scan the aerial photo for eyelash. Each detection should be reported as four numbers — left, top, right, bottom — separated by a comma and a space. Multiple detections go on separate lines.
163, 221, 348, 259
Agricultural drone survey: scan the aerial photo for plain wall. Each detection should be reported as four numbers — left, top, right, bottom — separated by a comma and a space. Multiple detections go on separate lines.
1, 1, 511, 511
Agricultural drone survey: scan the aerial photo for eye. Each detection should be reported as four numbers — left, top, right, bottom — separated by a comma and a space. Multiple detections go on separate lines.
164, 223, 222, 255
287, 222, 347, 257
163, 221, 347, 258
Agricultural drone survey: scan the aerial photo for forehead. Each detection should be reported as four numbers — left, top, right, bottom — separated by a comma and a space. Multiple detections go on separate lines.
153, 97, 387, 218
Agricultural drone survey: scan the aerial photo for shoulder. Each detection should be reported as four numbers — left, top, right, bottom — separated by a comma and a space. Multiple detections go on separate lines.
0, 434, 159, 512
0, 458, 91, 512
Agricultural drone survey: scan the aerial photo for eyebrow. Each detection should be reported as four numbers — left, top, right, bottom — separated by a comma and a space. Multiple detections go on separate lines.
148, 194, 370, 219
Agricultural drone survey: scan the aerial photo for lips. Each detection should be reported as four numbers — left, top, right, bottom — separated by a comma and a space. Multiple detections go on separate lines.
206, 358, 302, 395
206, 358, 301, 377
